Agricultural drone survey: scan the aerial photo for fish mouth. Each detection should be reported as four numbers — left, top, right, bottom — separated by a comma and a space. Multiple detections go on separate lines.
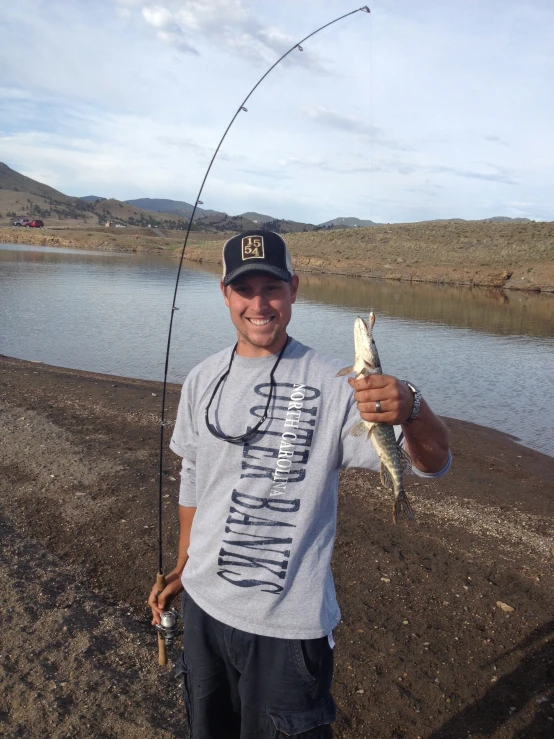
355, 316, 370, 336
356, 313, 375, 335
354, 315, 377, 369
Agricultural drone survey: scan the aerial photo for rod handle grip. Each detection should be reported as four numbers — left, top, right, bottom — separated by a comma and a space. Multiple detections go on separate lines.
156, 573, 168, 666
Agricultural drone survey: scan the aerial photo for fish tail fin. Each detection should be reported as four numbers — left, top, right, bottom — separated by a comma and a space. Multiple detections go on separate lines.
392, 492, 415, 525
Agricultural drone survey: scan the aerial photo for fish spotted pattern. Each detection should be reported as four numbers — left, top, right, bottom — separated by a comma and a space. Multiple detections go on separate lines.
337, 312, 414, 524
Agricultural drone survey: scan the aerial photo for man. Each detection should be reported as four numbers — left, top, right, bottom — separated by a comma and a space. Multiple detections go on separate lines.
149, 229, 450, 738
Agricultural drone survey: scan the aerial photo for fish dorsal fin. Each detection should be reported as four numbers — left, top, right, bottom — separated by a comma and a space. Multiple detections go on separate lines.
349, 420, 374, 437
399, 446, 413, 475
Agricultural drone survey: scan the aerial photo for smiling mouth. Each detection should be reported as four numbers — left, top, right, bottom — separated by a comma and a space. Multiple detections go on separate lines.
247, 317, 273, 326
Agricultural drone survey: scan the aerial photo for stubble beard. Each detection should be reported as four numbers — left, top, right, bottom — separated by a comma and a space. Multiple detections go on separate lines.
238, 319, 286, 352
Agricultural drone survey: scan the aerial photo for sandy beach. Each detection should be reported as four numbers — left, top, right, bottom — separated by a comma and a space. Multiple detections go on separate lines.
1, 355, 553, 738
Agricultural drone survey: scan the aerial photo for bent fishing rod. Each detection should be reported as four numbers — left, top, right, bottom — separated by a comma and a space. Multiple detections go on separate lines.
154, 5, 371, 665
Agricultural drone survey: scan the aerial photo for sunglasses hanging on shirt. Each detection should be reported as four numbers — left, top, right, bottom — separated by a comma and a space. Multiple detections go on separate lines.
204, 337, 290, 444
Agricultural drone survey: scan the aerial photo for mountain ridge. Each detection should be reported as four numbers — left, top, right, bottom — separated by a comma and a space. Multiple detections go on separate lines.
0, 162, 537, 230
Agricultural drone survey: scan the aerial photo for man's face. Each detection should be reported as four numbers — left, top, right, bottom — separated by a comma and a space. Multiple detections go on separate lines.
221, 272, 299, 357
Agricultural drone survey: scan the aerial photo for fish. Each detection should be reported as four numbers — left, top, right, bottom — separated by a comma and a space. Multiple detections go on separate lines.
336, 312, 414, 524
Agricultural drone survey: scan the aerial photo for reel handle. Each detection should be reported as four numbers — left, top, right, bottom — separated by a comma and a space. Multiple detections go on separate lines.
156, 572, 167, 665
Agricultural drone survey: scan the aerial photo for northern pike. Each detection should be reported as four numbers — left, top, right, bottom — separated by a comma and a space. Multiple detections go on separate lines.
337, 312, 414, 524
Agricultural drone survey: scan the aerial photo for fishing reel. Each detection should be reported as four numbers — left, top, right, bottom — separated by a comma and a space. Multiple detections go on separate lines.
155, 609, 180, 648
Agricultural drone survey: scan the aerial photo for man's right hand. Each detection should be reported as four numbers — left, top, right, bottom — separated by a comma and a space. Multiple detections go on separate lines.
148, 570, 184, 626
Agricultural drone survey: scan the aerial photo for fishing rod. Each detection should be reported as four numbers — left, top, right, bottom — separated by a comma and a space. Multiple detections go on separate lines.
154, 5, 371, 665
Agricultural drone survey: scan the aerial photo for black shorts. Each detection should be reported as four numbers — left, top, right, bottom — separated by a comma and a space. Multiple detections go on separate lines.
175, 591, 336, 738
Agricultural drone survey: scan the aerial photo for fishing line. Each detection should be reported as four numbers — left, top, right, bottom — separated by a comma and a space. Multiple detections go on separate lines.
155, 6, 371, 644
369, 13, 374, 224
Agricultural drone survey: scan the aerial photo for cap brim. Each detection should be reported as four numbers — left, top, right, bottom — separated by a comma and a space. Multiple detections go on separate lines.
223, 263, 292, 287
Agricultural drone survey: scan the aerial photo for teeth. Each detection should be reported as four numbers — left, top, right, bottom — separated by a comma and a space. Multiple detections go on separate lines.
249, 318, 272, 326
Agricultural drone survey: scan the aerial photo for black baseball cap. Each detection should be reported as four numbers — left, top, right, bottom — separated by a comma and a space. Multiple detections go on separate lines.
222, 229, 294, 287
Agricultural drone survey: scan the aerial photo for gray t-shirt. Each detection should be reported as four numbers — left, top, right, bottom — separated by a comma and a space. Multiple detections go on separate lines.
170, 338, 385, 639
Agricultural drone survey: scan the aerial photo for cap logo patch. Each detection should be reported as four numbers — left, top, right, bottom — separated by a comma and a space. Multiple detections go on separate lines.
241, 235, 264, 260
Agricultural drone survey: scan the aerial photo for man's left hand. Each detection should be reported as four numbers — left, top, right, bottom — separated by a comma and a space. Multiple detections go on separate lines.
348, 373, 413, 426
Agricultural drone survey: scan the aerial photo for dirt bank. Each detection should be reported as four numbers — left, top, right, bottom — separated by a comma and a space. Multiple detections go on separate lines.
2, 220, 554, 293
0, 226, 223, 256
1, 355, 553, 738
184, 221, 554, 294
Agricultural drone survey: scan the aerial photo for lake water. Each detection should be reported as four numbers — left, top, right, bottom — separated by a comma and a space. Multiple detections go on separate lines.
1, 243, 553, 458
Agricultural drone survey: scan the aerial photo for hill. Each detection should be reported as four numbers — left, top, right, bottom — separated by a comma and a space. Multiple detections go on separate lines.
0, 164, 202, 230
0, 162, 71, 201
240, 211, 275, 223
238, 213, 318, 232
258, 218, 317, 233
80, 195, 106, 203
484, 216, 532, 223
90, 199, 192, 229
319, 216, 378, 228
0, 162, 544, 234
0, 162, 98, 226
124, 197, 223, 218
426, 216, 532, 224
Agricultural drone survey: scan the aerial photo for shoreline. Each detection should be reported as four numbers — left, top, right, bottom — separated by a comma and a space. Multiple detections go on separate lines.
1, 354, 553, 737
2, 221, 554, 293
2, 353, 552, 461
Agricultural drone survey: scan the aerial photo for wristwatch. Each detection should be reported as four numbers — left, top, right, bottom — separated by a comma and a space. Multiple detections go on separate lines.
401, 381, 421, 424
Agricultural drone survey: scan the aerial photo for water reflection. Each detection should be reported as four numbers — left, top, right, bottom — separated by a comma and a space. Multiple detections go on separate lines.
184, 260, 554, 339
1, 244, 553, 457
0, 243, 128, 261
298, 273, 554, 339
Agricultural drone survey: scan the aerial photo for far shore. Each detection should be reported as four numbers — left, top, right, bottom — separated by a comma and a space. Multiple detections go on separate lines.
2, 220, 554, 293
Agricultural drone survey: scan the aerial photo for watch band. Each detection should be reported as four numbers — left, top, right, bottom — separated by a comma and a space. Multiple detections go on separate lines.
402, 381, 421, 424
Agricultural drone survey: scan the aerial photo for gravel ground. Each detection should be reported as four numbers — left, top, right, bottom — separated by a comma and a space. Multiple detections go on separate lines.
1, 355, 553, 738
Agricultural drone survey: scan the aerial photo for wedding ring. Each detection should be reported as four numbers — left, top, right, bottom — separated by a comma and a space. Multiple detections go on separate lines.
375, 400, 382, 413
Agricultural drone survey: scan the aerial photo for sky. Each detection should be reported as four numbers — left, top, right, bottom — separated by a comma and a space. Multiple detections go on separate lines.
1, 0, 553, 224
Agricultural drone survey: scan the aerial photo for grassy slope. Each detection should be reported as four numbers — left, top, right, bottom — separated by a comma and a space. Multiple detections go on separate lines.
185, 220, 554, 292
90, 199, 189, 227
0, 162, 71, 199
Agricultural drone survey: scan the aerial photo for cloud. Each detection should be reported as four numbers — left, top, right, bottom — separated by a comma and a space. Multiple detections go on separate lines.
142, 5, 200, 54
303, 106, 412, 151
117, 0, 328, 70
273, 149, 517, 187
3, 1, 553, 225
304, 105, 379, 136
406, 181, 443, 195
428, 163, 517, 185
157, 29, 200, 55
0, 104, 223, 198
276, 155, 327, 168
156, 134, 211, 156
483, 134, 509, 146
274, 154, 411, 176
239, 167, 293, 181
